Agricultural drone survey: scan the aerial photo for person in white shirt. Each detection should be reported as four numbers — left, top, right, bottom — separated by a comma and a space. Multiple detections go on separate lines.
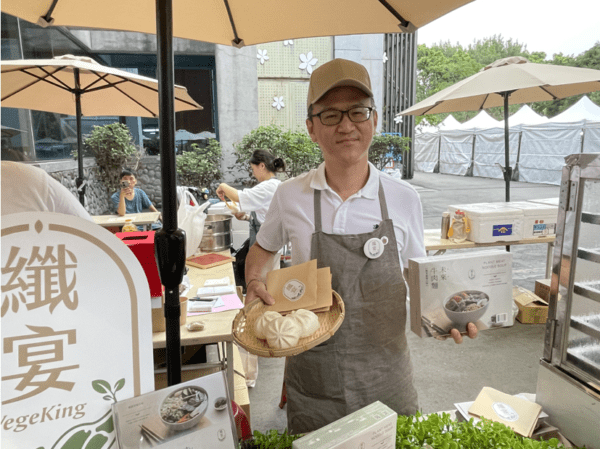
216, 149, 286, 249
1, 161, 92, 220
244, 59, 478, 434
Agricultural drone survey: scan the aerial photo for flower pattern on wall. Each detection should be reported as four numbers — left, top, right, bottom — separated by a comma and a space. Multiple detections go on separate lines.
383, 52, 388, 64
299, 52, 318, 74
272, 96, 285, 111
257, 49, 270, 65
394, 115, 403, 124
283, 40, 294, 46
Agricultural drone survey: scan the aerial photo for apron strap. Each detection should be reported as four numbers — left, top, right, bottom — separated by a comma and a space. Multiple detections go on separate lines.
314, 189, 323, 233
313, 180, 389, 230
377, 181, 390, 221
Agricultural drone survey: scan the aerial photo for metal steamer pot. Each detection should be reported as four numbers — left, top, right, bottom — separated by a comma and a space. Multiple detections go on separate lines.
200, 214, 233, 252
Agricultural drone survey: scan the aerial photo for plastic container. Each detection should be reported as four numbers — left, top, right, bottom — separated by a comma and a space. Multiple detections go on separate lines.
448, 210, 469, 243
448, 203, 524, 243
121, 218, 137, 232
506, 201, 558, 238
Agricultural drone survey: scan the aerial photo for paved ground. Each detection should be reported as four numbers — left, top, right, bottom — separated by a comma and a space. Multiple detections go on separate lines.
247, 171, 560, 433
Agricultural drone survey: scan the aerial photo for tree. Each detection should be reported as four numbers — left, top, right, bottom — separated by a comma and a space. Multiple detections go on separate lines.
82, 123, 143, 193
415, 37, 600, 124
176, 139, 222, 192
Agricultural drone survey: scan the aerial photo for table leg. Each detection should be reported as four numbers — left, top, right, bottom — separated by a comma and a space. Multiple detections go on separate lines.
226, 341, 234, 398
545, 241, 555, 279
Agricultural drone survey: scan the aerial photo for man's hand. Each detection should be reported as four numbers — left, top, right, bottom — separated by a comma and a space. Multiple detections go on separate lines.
449, 323, 478, 344
245, 278, 275, 305
121, 185, 133, 197
234, 211, 249, 221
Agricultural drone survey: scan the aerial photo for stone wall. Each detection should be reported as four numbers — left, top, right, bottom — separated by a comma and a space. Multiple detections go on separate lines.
38, 155, 164, 215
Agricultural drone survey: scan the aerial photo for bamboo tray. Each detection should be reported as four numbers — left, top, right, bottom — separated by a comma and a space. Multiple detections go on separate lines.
232, 291, 345, 357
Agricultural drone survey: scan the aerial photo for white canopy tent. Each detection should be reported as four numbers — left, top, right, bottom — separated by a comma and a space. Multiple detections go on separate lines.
456, 110, 502, 130
549, 96, 600, 123
413, 96, 600, 184
509, 105, 549, 126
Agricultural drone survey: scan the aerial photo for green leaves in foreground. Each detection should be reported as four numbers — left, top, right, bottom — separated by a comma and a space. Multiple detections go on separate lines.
242, 413, 583, 449
396, 412, 574, 449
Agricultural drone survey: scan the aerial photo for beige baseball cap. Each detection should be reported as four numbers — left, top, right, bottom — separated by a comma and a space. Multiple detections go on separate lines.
307, 58, 373, 108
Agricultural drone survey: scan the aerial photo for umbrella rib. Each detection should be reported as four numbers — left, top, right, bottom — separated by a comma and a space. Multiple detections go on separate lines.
102, 84, 158, 117
85, 74, 200, 109
539, 86, 558, 100
377, 0, 410, 28
478, 94, 490, 110
1, 66, 72, 101
222, 0, 243, 46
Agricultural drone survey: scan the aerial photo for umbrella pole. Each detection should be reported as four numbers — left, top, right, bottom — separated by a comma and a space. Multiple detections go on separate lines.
154, 0, 186, 386
503, 92, 511, 203
74, 69, 86, 206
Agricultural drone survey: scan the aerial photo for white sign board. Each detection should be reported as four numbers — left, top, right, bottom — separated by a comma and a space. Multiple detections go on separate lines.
1, 212, 155, 449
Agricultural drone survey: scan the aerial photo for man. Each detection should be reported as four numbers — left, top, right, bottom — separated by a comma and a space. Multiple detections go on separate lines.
111, 168, 161, 230
245, 59, 477, 434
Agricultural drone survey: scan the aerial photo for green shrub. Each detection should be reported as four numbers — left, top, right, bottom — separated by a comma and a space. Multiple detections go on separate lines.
231, 125, 322, 184
232, 126, 410, 185
176, 139, 222, 192
369, 134, 411, 171
81, 123, 143, 193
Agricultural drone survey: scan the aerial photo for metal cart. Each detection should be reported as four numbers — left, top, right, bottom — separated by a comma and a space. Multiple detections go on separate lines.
537, 153, 600, 449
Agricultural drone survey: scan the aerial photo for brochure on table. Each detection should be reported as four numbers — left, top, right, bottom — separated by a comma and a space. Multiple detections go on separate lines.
1, 213, 155, 449
112, 371, 237, 448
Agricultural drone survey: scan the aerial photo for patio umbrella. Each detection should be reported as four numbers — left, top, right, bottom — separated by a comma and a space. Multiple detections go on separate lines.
1, 125, 26, 138
398, 56, 600, 201
1, 54, 202, 205
0, 0, 475, 387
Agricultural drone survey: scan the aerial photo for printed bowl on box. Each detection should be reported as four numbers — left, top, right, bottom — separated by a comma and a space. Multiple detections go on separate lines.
443, 290, 490, 326
158, 386, 209, 431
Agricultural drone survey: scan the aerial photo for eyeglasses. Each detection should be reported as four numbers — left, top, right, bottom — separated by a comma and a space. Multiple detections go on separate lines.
309, 106, 374, 126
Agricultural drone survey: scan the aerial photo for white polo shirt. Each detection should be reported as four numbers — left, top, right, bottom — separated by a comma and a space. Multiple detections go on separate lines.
237, 177, 281, 224
256, 162, 426, 272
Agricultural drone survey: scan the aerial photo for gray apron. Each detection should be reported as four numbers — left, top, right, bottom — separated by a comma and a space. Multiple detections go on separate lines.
249, 211, 261, 247
285, 182, 418, 434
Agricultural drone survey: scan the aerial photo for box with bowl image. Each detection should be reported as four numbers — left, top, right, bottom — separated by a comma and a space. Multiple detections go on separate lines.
112, 371, 237, 449
408, 249, 514, 338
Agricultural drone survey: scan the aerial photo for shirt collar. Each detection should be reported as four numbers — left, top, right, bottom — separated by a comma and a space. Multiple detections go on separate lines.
310, 161, 379, 199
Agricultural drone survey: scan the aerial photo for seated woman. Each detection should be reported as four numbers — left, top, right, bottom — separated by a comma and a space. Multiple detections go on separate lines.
111, 168, 161, 230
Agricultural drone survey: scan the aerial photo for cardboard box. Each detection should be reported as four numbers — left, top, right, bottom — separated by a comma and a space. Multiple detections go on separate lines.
514, 286, 548, 324
535, 278, 552, 301
292, 401, 397, 449
151, 296, 187, 332
409, 250, 514, 338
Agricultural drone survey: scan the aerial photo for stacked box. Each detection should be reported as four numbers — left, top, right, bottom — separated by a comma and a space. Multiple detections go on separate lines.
409, 249, 514, 338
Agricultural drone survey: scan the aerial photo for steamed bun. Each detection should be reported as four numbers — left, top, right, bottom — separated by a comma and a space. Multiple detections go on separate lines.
254, 311, 282, 339
265, 316, 302, 349
290, 309, 320, 338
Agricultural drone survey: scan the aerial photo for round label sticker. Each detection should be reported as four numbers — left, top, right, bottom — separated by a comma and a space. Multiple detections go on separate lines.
363, 237, 388, 259
283, 279, 305, 301
492, 402, 519, 422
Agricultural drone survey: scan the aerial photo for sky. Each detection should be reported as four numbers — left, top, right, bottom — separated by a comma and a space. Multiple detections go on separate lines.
418, 0, 599, 59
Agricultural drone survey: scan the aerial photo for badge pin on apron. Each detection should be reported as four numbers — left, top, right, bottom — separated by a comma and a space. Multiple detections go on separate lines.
364, 236, 388, 259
